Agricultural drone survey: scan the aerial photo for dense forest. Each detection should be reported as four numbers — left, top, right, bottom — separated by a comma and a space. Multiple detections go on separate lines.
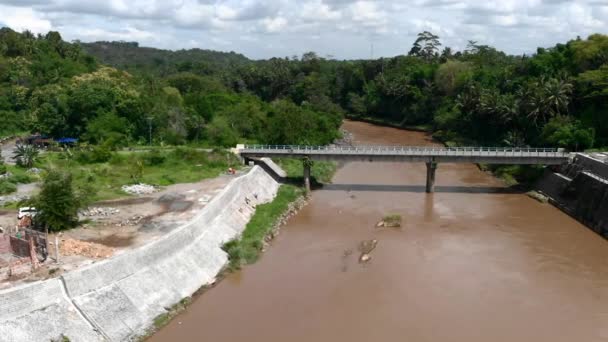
1, 27, 607, 150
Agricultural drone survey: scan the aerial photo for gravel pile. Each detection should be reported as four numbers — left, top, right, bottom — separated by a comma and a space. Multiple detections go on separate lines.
80, 207, 120, 217
121, 183, 157, 195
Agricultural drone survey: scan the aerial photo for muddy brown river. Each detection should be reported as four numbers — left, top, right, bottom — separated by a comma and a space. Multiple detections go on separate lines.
151, 121, 608, 342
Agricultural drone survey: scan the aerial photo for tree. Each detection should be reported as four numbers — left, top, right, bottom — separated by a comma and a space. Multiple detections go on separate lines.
12, 144, 39, 168
519, 77, 573, 126
435, 60, 472, 95
32, 170, 90, 231
541, 116, 594, 151
409, 31, 441, 61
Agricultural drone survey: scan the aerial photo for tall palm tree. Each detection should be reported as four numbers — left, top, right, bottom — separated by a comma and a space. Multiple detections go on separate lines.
542, 77, 573, 117
518, 77, 573, 126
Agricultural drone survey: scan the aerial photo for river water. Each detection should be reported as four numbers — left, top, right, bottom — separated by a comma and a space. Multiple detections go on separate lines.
151, 121, 608, 342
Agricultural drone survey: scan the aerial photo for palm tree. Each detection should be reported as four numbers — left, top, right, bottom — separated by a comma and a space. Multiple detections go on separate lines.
518, 77, 573, 127
12, 144, 39, 168
542, 77, 573, 117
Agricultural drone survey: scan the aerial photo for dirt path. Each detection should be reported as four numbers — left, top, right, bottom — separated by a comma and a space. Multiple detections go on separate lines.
0, 139, 17, 165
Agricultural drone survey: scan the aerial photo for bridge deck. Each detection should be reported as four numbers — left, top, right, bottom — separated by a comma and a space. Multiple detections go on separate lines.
238, 145, 571, 165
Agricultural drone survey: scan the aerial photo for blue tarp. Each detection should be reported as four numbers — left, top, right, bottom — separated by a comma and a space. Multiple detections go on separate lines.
55, 138, 78, 144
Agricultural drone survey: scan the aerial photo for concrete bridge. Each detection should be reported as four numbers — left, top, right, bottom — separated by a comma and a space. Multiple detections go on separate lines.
236, 144, 572, 193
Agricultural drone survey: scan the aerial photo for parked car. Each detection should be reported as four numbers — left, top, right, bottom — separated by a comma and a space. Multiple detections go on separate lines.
17, 207, 37, 220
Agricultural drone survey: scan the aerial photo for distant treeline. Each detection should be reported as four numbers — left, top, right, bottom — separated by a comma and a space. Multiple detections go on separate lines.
1, 27, 607, 150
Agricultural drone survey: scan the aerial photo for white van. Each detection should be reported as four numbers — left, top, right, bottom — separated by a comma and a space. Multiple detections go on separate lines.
17, 207, 37, 220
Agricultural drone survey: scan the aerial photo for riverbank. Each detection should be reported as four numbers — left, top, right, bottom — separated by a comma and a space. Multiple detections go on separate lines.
345, 115, 432, 132
0, 166, 280, 341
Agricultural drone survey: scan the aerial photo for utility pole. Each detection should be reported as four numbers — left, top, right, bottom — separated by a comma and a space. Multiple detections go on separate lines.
371, 42, 374, 59
146, 116, 153, 146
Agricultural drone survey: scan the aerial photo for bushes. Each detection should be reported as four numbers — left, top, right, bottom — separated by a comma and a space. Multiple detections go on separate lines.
143, 149, 166, 166
0, 181, 17, 195
31, 170, 92, 231
76, 145, 113, 163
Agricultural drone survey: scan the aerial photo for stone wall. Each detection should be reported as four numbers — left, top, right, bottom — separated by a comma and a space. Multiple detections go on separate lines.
0, 166, 280, 341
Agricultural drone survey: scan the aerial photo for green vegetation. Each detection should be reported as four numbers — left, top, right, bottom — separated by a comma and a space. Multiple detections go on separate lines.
153, 297, 191, 330
382, 215, 402, 227
484, 165, 546, 187
0, 181, 17, 195
276, 158, 337, 184
0, 164, 38, 196
222, 185, 303, 271
51, 335, 71, 342
31, 170, 90, 231
4, 27, 607, 152
34, 147, 239, 201
13, 144, 39, 168
0, 28, 341, 148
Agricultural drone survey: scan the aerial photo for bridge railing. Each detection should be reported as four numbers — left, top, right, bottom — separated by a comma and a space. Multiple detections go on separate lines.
241, 145, 568, 156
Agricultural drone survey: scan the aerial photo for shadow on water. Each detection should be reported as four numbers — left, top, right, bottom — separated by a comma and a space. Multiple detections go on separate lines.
321, 183, 524, 194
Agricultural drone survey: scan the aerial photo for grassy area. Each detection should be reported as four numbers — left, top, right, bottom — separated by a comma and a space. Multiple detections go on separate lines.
222, 185, 303, 271
0, 165, 39, 195
275, 158, 337, 184
32, 147, 240, 201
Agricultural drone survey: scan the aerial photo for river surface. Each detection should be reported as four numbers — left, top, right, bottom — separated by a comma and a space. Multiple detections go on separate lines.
151, 121, 608, 342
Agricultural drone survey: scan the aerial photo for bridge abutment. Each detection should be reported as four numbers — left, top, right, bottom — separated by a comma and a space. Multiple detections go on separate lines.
426, 161, 437, 193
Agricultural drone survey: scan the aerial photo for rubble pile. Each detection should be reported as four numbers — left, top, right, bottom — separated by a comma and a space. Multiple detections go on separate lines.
121, 183, 157, 195
118, 215, 144, 227
80, 207, 120, 217
59, 238, 114, 259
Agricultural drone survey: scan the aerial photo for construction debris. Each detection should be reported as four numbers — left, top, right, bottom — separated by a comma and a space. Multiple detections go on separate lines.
79, 207, 120, 217
121, 183, 157, 195
59, 238, 114, 259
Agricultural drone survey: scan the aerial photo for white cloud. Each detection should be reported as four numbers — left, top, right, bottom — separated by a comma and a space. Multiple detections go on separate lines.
0, 5, 52, 33
77, 26, 156, 41
0, 0, 605, 59
260, 17, 288, 33
349, 1, 387, 29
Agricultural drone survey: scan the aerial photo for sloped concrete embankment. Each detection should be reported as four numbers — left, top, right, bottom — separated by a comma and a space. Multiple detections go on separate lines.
536, 154, 608, 238
0, 166, 280, 341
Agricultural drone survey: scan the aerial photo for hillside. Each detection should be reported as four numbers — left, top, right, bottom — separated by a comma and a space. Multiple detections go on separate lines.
80, 41, 251, 76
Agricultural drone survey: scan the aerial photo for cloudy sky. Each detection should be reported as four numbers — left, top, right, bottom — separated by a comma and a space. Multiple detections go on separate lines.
0, 0, 606, 59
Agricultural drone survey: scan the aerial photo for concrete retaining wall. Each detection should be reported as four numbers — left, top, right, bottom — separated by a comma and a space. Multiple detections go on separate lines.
0, 166, 280, 341
563, 153, 608, 180
536, 155, 608, 239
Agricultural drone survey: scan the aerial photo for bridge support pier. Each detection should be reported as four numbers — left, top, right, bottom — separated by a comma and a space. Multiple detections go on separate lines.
303, 163, 311, 194
425, 161, 437, 193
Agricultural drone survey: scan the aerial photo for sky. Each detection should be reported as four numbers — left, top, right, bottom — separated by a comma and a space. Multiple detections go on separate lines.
0, 0, 606, 60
